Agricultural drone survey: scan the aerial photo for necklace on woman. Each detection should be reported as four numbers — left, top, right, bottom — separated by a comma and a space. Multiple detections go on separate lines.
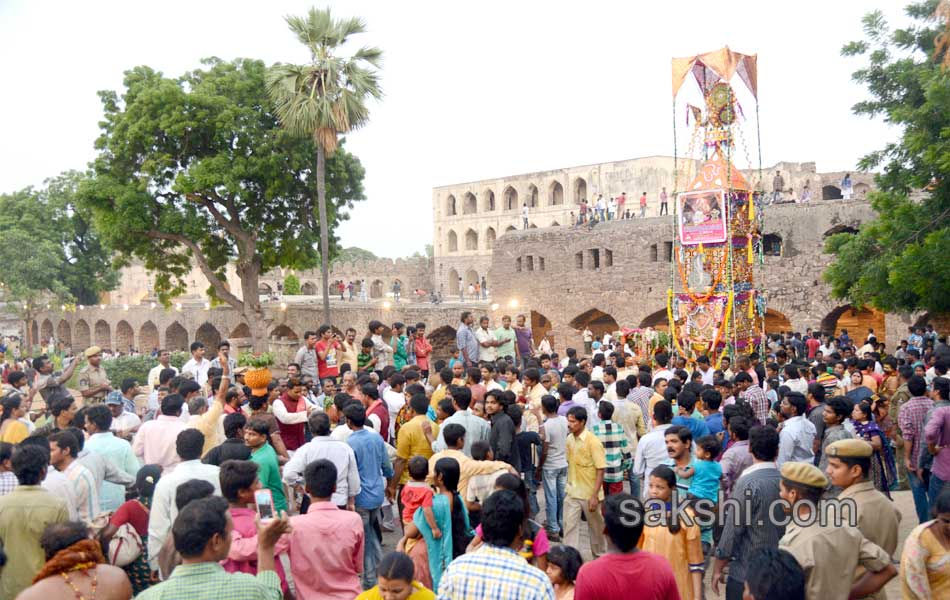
61, 569, 97, 600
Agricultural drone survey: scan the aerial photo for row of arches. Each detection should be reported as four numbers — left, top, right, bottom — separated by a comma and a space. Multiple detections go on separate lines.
259, 280, 402, 299
32, 318, 316, 353
444, 220, 562, 254
445, 268, 483, 296
444, 177, 588, 217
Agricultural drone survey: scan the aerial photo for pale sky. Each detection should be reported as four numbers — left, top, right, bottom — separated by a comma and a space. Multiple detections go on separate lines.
0, 0, 910, 258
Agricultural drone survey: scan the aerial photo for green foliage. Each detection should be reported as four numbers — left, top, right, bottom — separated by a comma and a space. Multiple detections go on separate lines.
99, 352, 187, 386
78, 57, 366, 309
332, 246, 378, 264
238, 351, 275, 368
825, 2, 950, 314
283, 273, 302, 295
0, 172, 118, 315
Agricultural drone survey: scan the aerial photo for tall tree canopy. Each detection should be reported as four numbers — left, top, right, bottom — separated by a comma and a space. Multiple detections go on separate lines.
0, 172, 118, 349
824, 1, 950, 315
79, 57, 366, 347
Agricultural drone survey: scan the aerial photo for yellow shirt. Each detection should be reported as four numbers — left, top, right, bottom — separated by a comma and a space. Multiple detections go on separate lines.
566, 429, 606, 501
430, 385, 447, 412
356, 581, 435, 600
396, 415, 439, 484
638, 507, 704, 600
427, 449, 511, 499
0, 419, 28, 444
340, 341, 360, 372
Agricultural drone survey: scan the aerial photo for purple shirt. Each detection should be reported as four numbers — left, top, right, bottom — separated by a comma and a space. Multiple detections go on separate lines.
557, 400, 578, 417
925, 405, 950, 480
514, 327, 533, 355
900, 396, 934, 470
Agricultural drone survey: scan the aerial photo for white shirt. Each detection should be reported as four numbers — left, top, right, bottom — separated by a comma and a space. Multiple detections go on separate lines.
541, 415, 569, 470
784, 378, 808, 395
776, 415, 816, 467
382, 389, 405, 440
148, 364, 178, 389
181, 357, 210, 386
62, 460, 99, 523
699, 367, 715, 386
634, 424, 672, 498
110, 410, 142, 434
282, 436, 361, 506
148, 459, 221, 574
272, 397, 309, 425
591, 366, 604, 382
652, 369, 676, 385
573, 388, 599, 427
43, 468, 78, 520
521, 206, 529, 219
475, 327, 497, 363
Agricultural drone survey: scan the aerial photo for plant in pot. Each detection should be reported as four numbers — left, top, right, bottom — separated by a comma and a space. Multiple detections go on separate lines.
238, 351, 275, 396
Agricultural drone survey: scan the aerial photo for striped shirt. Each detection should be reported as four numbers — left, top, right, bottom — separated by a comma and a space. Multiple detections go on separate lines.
63, 460, 99, 523
715, 462, 786, 583
899, 396, 934, 469
628, 387, 654, 429
137, 562, 281, 600
591, 420, 631, 483
739, 385, 770, 425
436, 544, 555, 600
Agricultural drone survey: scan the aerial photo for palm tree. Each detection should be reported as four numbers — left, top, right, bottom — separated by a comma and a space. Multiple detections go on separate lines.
267, 7, 382, 324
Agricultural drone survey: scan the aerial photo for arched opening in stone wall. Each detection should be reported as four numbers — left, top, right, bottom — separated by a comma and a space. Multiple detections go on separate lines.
57, 320, 72, 347
504, 225, 517, 235
427, 325, 457, 361
820, 305, 886, 338
639, 309, 669, 332
823, 224, 859, 238
230, 323, 252, 339
270, 324, 298, 340
41, 319, 53, 342
573, 177, 587, 204
569, 308, 620, 339
549, 181, 564, 206
165, 322, 189, 351
854, 183, 871, 197
822, 185, 842, 200
259, 282, 273, 295
74, 320, 91, 349
550, 220, 560, 227
528, 223, 538, 229
464, 269, 479, 287
763, 233, 783, 257
301, 281, 317, 295
370, 280, 384, 299
463, 192, 477, 215
447, 230, 458, 252
140, 321, 160, 351
485, 227, 496, 249
195, 322, 222, 350
447, 269, 460, 296
483, 189, 495, 212
31, 321, 38, 347
94, 319, 111, 350
764, 309, 792, 335
445, 194, 456, 216
464, 229, 478, 251
528, 184, 539, 208
504, 186, 518, 210
531, 310, 553, 350
116, 320, 134, 352
914, 312, 950, 333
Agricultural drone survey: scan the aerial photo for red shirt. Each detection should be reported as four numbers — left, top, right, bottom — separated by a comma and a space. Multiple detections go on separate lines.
367, 399, 390, 444
315, 339, 341, 378
400, 482, 434, 523
414, 337, 432, 371
805, 337, 820, 358
640, 195, 648, 207
575, 551, 680, 600
110, 499, 149, 537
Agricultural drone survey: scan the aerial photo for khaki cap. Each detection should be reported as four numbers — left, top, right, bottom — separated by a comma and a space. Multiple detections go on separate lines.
780, 461, 828, 489
84, 346, 102, 358
826, 438, 873, 459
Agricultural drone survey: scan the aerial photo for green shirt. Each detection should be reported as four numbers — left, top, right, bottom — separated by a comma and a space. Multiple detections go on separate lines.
0, 486, 69, 599
357, 352, 373, 371
250, 443, 288, 513
494, 326, 517, 358
136, 562, 281, 600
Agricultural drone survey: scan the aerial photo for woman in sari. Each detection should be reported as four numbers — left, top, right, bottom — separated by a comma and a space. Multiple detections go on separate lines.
901, 488, 950, 599
397, 457, 472, 591
852, 400, 898, 498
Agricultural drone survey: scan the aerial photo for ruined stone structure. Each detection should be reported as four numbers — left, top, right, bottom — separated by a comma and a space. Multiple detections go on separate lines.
489, 198, 920, 352
431, 156, 873, 296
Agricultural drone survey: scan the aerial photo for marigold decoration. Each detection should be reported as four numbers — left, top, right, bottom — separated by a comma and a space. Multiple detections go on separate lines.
669, 46, 765, 361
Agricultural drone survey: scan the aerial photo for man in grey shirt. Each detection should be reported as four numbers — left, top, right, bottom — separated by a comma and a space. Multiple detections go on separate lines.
713, 425, 786, 600
294, 330, 319, 380
432, 386, 489, 457
455, 311, 479, 367
539, 394, 569, 539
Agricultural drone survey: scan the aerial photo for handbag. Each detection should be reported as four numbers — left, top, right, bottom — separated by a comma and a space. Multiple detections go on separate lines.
107, 522, 144, 567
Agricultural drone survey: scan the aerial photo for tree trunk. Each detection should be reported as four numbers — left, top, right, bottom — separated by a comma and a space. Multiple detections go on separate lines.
316, 145, 331, 325
236, 255, 271, 353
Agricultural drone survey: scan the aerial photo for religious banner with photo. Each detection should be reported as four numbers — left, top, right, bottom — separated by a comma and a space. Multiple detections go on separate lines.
677, 189, 728, 245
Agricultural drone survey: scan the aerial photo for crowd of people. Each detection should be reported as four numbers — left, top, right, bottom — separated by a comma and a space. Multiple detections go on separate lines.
0, 315, 947, 599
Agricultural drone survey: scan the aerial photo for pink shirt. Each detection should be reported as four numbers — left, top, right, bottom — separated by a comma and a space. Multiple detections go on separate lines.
289, 502, 364, 600
131, 415, 189, 473
222, 507, 290, 593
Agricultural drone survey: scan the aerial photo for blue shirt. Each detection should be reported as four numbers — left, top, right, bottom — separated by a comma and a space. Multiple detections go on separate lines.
671, 415, 710, 442
688, 459, 722, 502
456, 324, 479, 365
705, 412, 729, 450
347, 428, 393, 509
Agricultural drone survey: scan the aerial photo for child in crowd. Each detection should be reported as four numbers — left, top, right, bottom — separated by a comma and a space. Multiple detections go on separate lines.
546, 544, 583, 600
471, 402, 487, 420
358, 338, 376, 373
401, 456, 441, 539
676, 435, 722, 503
448, 348, 462, 369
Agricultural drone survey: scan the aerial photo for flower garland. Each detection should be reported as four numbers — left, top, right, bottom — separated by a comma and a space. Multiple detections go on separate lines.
675, 246, 727, 304
666, 288, 686, 355
710, 290, 734, 358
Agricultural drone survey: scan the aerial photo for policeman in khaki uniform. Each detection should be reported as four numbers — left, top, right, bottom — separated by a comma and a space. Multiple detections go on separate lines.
825, 439, 901, 600
777, 461, 897, 600
78, 346, 112, 405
